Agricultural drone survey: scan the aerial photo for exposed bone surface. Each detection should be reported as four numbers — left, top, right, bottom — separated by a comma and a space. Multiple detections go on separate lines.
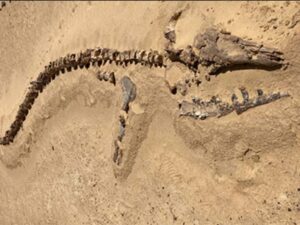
164, 10, 183, 44
113, 76, 137, 166
179, 89, 290, 120
0, 47, 163, 145
193, 28, 285, 74
164, 26, 286, 75
0, 2, 299, 224
120, 76, 137, 112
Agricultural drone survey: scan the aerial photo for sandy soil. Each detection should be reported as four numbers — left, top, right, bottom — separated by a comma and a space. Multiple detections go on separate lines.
0, 1, 299, 225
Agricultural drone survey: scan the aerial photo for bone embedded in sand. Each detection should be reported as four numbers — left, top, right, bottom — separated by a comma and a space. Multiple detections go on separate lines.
120, 76, 137, 112
164, 22, 287, 75
0, 45, 167, 146
179, 88, 290, 120
112, 76, 137, 167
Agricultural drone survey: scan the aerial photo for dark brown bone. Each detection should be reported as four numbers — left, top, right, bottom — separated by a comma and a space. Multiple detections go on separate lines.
193, 28, 285, 74
0, 47, 165, 145
164, 26, 286, 75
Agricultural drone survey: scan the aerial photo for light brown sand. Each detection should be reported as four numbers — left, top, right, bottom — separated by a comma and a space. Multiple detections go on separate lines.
0, 1, 299, 224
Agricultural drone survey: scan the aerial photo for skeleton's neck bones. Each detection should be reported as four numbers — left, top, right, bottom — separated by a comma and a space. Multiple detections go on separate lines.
0, 48, 166, 146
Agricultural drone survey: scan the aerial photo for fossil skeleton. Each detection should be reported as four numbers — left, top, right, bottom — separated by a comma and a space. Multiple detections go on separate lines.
96, 71, 137, 166
164, 10, 286, 75
0, 48, 165, 145
113, 76, 137, 166
0, 11, 290, 179
179, 88, 290, 120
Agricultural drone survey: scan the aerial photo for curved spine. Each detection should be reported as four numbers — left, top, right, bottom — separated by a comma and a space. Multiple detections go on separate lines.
0, 47, 166, 145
